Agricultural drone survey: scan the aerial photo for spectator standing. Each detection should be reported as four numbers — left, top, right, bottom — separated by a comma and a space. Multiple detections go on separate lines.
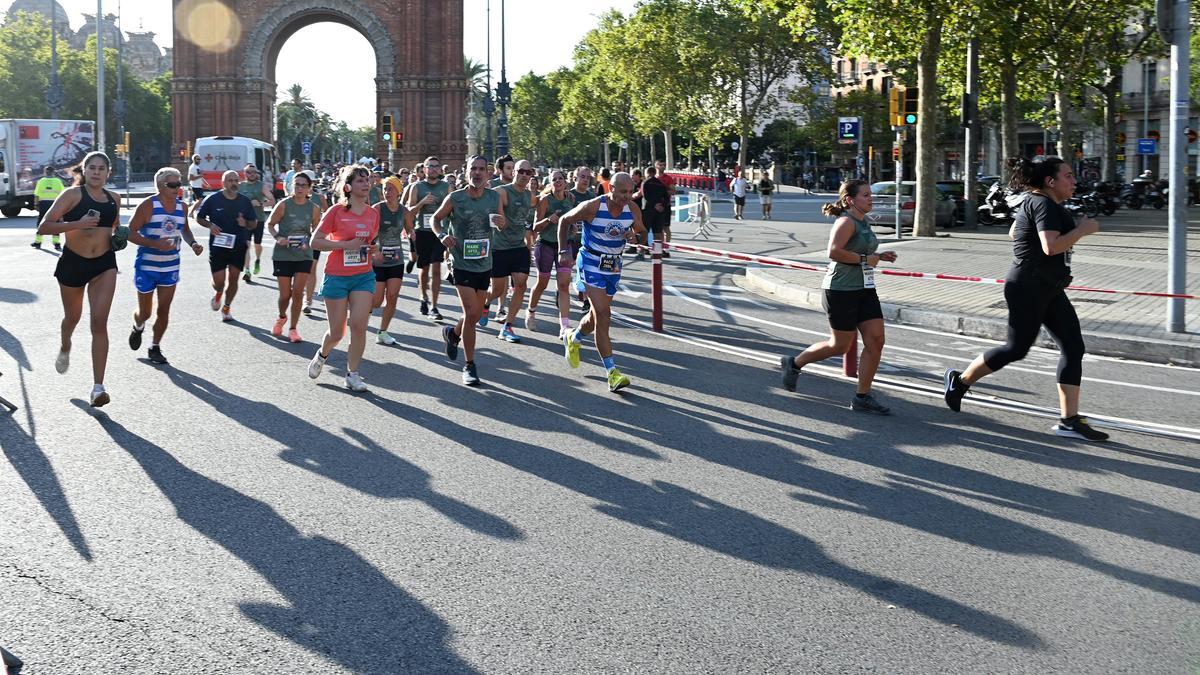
730, 171, 748, 220
758, 174, 775, 220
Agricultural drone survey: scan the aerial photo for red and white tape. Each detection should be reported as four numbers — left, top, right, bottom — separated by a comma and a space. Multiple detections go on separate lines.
638, 242, 1197, 301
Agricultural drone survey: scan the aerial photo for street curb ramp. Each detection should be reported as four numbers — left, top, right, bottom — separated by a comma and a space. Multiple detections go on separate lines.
738, 265, 1200, 368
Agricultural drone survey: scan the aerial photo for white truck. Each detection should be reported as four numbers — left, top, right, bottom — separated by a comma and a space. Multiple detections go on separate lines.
0, 119, 94, 217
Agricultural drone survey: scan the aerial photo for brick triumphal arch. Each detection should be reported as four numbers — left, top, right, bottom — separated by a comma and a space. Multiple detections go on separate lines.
171, 0, 466, 166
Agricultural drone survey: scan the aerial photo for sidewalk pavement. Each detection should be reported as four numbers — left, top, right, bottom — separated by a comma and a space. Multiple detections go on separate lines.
721, 211, 1200, 366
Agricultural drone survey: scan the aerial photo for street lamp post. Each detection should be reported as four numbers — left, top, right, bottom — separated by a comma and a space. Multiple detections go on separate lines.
494, 0, 510, 157
95, 1, 105, 153
115, 0, 126, 187
45, 0, 63, 119
483, 0, 494, 159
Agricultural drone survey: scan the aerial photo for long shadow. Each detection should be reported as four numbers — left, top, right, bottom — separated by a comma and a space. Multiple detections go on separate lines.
0, 287, 37, 304
79, 405, 477, 674
161, 366, 520, 541
0, 322, 92, 561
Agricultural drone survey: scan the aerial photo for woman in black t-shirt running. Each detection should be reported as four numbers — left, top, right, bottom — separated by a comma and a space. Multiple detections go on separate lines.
943, 156, 1107, 441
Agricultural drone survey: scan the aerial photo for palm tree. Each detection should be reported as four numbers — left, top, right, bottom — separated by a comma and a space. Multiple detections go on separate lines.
277, 84, 319, 160
464, 56, 490, 155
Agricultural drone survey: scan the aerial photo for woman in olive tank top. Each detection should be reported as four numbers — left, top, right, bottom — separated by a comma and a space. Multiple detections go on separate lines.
779, 179, 898, 415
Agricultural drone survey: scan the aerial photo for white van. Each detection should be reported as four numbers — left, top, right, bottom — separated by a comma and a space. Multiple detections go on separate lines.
193, 136, 282, 197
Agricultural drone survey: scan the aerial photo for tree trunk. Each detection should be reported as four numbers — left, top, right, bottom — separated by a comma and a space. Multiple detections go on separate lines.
650, 133, 658, 165
1101, 73, 1119, 182
914, 17, 942, 237
1055, 86, 1071, 166
603, 142, 611, 167
1000, 57, 1020, 179
664, 128, 675, 169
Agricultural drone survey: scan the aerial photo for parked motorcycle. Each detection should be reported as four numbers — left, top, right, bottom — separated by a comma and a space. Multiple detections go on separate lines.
1092, 181, 1120, 216
977, 181, 1025, 226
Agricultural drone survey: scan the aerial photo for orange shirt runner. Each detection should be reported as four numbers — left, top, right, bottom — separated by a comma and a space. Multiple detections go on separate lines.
317, 203, 381, 276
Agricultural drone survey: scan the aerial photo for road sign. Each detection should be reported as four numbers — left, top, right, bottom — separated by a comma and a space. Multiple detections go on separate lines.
302, 140, 312, 155
838, 117, 860, 144
1137, 138, 1158, 155
731, 141, 740, 150
1116, 154, 1126, 162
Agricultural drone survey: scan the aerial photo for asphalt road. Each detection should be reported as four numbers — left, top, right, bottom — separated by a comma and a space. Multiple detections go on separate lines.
1, 206, 1198, 674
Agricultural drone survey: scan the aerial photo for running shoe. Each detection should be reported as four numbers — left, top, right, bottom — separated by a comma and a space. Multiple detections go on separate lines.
147, 346, 169, 364
525, 310, 537, 332
307, 350, 327, 379
272, 317, 286, 337
30, 241, 41, 249
661, 251, 670, 259
287, 328, 302, 343
302, 303, 312, 315
406, 260, 416, 273
497, 326, 521, 343
462, 361, 479, 386
377, 330, 397, 346
89, 385, 110, 408
477, 308, 489, 328
253, 259, 261, 276
242, 270, 252, 283
53, 241, 61, 251
129, 321, 144, 351
221, 307, 234, 323
54, 350, 69, 374
442, 325, 460, 361
563, 331, 581, 369
345, 371, 369, 392
943, 369, 968, 412
210, 292, 222, 311
1053, 416, 1110, 442
850, 393, 891, 415
497, 305, 508, 320
430, 306, 443, 321
780, 355, 800, 392
580, 297, 592, 314
607, 368, 631, 392
420, 299, 429, 316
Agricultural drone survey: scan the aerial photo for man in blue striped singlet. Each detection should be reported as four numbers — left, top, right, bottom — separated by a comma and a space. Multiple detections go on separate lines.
125, 167, 204, 364
557, 172, 647, 393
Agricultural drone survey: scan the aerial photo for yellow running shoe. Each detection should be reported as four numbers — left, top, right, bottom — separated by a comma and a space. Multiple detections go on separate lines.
563, 331, 581, 369
607, 367, 631, 392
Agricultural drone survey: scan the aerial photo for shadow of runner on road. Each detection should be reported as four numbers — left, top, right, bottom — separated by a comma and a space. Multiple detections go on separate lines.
79, 405, 479, 674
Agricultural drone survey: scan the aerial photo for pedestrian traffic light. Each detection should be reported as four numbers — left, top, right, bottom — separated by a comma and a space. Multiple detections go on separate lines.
903, 87, 919, 125
380, 114, 393, 145
393, 130, 403, 150
889, 86, 904, 127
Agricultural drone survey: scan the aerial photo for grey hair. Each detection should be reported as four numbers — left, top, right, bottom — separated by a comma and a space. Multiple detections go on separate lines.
154, 166, 181, 186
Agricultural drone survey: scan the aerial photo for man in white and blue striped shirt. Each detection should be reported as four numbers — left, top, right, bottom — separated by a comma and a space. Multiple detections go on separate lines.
125, 167, 203, 364
557, 172, 647, 393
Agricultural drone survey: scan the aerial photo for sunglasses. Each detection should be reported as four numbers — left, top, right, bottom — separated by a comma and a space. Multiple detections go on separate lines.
517, 169, 535, 176
165, 182, 181, 189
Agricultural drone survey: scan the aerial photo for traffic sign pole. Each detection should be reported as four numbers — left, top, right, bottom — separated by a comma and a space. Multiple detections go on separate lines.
1166, 0, 1189, 333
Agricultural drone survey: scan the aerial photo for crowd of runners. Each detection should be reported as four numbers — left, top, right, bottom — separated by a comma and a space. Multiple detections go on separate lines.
33, 151, 1110, 442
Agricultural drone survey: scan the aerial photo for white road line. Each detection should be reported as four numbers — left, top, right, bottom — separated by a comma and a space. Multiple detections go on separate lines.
664, 285, 1200, 397
617, 283, 644, 299
611, 311, 1200, 442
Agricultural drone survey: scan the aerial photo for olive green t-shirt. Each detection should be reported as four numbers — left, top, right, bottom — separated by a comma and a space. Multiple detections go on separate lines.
822, 216, 879, 291
494, 183, 533, 250
537, 191, 576, 245
446, 188, 501, 273
271, 197, 318, 262
237, 180, 267, 222
375, 201, 406, 267
413, 180, 452, 231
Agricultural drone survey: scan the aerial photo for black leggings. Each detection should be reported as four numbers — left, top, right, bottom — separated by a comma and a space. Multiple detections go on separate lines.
984, 278, 1085, 385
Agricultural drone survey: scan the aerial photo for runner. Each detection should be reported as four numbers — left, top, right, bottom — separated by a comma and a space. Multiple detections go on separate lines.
196, 170, 258, 323
640, 166, 671, 259
283, 158, 303, 196
489, 154, 514, 188
372, 175, 410, 345
186, 154, 205, 207
125, 167, 202, 364
569, 167, 596, 315
527, 169, 576, 335
430, 155, 503, 386
368, 167, 385, 204
943, 156, 1108, 441
779, 180, 896, 414
30, 166, 65, 250
266, 169, 320, 343
238, 163, 274, 281
406, 156, 451, 320
557, 172, 647, 392
307, 164, 380, 392
37, 152, 121, 406
484, 158, 535, 343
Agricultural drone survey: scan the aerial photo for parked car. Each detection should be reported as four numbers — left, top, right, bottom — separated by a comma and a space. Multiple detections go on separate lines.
934, 180, 967, 225
868, 181, 957, 230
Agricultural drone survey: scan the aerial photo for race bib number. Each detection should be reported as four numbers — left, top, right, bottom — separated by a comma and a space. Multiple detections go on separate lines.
573, 221, 583, 235
212, 233, 236, 249
463, 238, 490, 260
287, 235, 307, 249
598, 253, 622, 274
861, 263, 876, 289
1064, 248, 1073, 268
382, 246, 402, 262
343, 246, 368, 266
421, 214, 434, 230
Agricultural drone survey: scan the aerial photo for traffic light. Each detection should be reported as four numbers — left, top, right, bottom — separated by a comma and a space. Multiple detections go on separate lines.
393, 130, 403, 150
903, 87, 919, 125
380, 114, 393, 145
888, 86, 904, 127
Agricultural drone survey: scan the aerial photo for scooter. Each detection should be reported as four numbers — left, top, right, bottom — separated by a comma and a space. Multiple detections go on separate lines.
977, 181, 1025, 226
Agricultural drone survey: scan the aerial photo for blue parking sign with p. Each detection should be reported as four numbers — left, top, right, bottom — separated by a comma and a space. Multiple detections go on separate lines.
838, 117, 859, 143
302, 140, 313, 155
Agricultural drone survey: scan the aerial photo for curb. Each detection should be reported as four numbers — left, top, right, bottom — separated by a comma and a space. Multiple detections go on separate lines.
738, 266, 1200, 367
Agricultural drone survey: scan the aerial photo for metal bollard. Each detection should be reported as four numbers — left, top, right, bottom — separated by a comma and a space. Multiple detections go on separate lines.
652, 239, 664, 332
